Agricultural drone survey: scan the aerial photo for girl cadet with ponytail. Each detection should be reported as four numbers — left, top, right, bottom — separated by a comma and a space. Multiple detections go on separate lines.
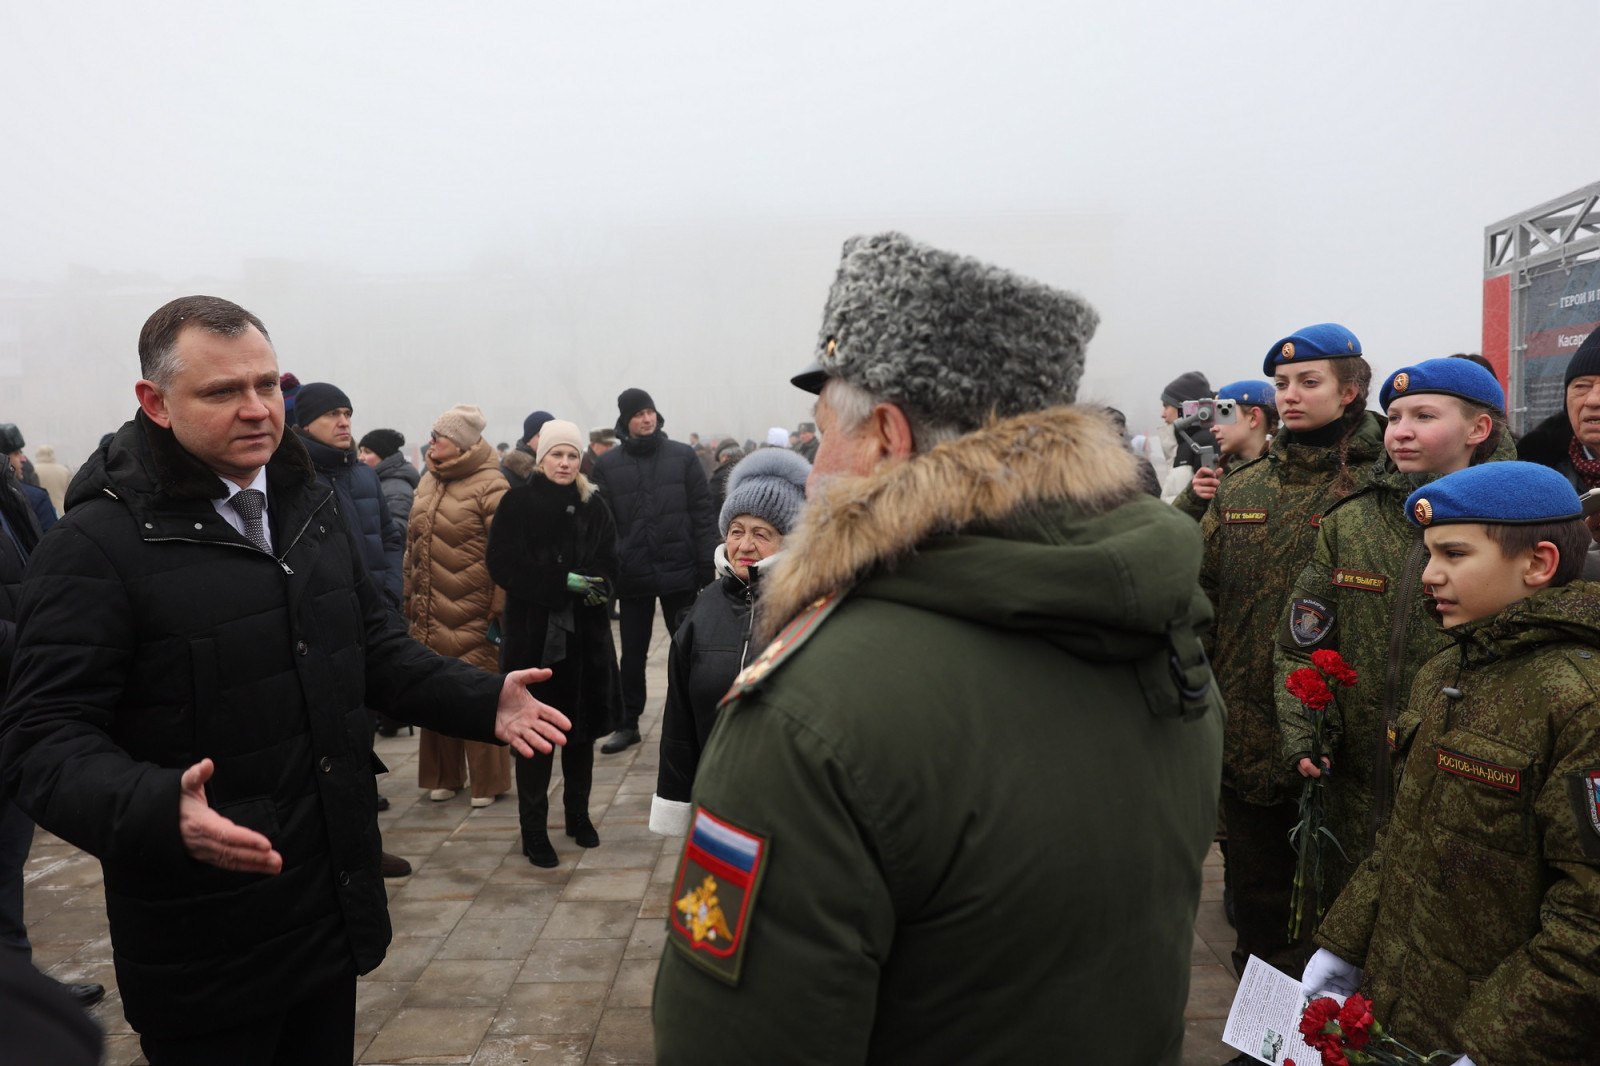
1198, 323, 1386, 986
1272, 358, 1513, 915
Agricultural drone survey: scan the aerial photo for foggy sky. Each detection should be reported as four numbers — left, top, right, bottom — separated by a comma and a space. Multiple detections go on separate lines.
4, 0, 1599, 466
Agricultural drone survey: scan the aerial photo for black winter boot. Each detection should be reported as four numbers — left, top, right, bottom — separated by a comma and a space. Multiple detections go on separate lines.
522, 832, 558, 868
565, 812, 600, 848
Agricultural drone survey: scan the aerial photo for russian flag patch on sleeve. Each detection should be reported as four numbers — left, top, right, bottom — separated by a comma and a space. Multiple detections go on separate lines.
667, 806, 770, 985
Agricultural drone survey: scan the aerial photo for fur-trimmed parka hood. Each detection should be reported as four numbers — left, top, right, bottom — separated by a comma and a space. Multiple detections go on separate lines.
755, 406, 1217, 715
501, 442, 537, 484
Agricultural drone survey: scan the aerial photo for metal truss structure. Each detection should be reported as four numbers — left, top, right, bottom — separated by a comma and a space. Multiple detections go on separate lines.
1484, 180, 1600, 433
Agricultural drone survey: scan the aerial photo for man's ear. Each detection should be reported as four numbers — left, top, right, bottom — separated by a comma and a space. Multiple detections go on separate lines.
135, 380, 172, 429
1524, 541, 1562, 588
870, 403, 916, 462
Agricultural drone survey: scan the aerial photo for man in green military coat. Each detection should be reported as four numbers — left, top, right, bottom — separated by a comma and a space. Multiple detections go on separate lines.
651, 232, 1225, 1065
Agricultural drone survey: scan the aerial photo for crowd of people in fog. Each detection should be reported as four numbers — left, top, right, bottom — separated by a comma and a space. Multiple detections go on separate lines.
0, 230, 1597, 1065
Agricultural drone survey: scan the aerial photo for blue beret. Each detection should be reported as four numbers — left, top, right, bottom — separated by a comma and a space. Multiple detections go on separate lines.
1405, 462, 1582, 528
1380, 358, 1504, 413
1262, 323, 1363, 376
1217, 379, 1276, 407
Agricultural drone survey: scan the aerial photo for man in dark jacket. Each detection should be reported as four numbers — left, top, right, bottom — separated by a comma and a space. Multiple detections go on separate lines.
1517, 328, 1600, 577
0, 295, 571, 1064
0, 459, 106, 1012
292, 383, 404, 628
358, 428, 419, 538
501, 409, 554, 489
652, 233, 1224, 1065
591, 387, 718, 753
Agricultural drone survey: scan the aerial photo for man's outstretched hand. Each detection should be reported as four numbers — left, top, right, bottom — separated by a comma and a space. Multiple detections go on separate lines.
496, 668, 572, 757
179, 758, 283, 875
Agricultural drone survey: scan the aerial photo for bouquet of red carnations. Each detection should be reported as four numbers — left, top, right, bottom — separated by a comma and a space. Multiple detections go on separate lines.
1288, 994, 1460, 1065
1285, 649, 1358, 938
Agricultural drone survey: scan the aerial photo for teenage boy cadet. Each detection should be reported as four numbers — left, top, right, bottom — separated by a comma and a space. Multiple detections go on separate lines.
1306, 461, 1600, 1066
1200, 324, 1385, 994
1273, 359, 1512, 910
1174, 379, 1278, 520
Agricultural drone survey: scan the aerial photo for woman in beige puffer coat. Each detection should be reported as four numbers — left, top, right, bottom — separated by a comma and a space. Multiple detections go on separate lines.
406, 404, 513, 806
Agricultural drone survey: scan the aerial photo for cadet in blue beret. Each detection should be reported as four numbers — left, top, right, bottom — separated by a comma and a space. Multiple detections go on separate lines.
1174, 380, 1279, 521
1272, 355, 1513, 921
1308, 461, 1600, 1064
1202, 322, 1384, 979
1379, 357, 1505, 414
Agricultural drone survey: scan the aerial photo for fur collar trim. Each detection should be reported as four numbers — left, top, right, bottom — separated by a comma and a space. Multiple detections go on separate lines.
501, 444, 537, 482
756, 405, 1140, 641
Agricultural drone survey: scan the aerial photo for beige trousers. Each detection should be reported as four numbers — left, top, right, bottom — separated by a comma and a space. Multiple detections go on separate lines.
417, 729, 511, 799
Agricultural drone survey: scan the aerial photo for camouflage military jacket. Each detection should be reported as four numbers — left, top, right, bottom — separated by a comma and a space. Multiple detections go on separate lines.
1172, 480, 1207, 522
1200, 412, 1385, 806
1316, 583, 1600, 1064
1272, 439, 1518, 901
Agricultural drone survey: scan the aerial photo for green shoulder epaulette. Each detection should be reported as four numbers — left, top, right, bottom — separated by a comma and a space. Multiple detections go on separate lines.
720, 593, 842, 704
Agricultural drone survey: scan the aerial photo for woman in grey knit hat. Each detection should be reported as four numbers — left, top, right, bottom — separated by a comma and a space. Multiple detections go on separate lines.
648, 447, 810, 836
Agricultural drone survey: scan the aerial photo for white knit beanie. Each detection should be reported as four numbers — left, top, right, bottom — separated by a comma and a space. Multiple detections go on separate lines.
535, 419, 585, 464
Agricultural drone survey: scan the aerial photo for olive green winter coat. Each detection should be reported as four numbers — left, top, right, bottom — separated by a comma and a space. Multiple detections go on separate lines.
1200, 412, 1386, 806
1316, 583, 1600, 1064
1273, 435, 1517, 904
652, 407, 1225, 1066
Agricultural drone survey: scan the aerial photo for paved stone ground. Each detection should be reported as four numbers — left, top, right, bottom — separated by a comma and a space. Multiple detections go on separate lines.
22, 621, 1245, 1065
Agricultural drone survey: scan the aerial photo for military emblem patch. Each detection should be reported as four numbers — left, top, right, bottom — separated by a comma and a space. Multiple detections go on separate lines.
1223, 509, 1268, 524
1393, 372, 1410, 392
1565, 768, 1600, 859
1285, 597, 1333, 647
667, 807, 770, 985
1310, 513, 1322, 528
1282, 341, 1295, 360
1437, 747, 1520, 791
1332, 569, 1387, 593
1414, 498, 1433, 525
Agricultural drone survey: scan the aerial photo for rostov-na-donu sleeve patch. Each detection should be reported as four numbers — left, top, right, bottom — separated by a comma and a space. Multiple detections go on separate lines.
667, 806, 771, 985
1282, 596, 1334, 647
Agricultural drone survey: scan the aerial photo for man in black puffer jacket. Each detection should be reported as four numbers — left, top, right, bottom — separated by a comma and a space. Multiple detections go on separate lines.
292, 383, 405, 629
1516, 329, 1600, 577
590, 387, 718, 752
0, 296, 571, 1064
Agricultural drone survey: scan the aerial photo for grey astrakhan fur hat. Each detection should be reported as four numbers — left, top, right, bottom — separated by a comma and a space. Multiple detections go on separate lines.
792, 232, 1100, 430
719, 447, 811, 537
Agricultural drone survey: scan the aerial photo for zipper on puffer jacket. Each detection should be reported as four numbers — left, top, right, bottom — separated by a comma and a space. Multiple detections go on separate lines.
106, 486, 332, 577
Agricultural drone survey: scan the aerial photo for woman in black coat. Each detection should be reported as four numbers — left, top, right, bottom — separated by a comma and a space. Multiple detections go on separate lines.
486, 421, 624, 867
649, 447, 810, 836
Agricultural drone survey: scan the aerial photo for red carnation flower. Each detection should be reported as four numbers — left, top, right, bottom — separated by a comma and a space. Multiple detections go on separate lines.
1299, 996, 1341, 1041
1335, 994, 1375, 1050
1311, 649, 1358, 687
1286, 668, 1334, 710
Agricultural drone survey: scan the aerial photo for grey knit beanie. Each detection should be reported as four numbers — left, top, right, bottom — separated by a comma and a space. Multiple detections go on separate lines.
718, 448, 811, 537
1159, 371, 1212, 410
791, 232, 1099, 429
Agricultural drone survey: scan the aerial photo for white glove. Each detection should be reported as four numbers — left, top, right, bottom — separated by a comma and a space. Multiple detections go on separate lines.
1301, 947, 1364, 999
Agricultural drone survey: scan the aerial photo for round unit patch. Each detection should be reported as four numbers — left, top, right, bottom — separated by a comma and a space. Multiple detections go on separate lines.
1281, 341, 1295, 360
1414, 498, 1434, 525
1393, 372, 1410, 392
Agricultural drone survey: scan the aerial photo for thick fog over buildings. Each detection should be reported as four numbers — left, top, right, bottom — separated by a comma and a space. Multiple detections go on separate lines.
3, 1, 1599, 467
